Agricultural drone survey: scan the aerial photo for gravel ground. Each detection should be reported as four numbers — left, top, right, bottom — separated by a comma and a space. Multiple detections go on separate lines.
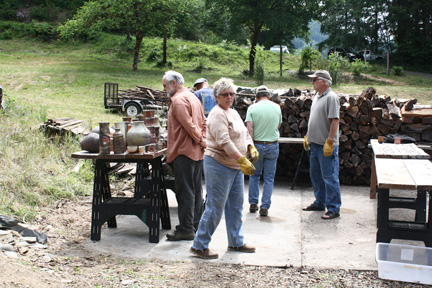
1, 198, 430, 287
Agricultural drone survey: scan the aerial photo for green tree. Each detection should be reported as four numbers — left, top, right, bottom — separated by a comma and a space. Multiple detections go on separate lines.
388, 0, 432, 67
58, 0, 191, 71
207, 0, 320, 75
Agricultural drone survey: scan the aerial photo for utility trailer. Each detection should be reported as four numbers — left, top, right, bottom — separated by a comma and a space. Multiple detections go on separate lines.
104, 82, 165, 117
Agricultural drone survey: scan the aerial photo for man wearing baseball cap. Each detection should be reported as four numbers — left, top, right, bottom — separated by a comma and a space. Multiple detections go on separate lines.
302, 70, 341, 220
245, 85, 282, 217
194, 78, 216, 117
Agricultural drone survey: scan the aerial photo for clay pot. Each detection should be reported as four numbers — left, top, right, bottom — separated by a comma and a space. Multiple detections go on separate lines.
80, 132, 100, 153
126, 121, 152, 146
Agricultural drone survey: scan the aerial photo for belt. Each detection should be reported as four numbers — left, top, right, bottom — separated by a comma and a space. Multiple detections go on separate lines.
254, 140, 277, 145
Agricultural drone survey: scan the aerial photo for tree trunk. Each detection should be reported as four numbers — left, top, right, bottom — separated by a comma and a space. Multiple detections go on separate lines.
163, 27, 167, 65
248, 28, 261, 76
133, 31, 143, 71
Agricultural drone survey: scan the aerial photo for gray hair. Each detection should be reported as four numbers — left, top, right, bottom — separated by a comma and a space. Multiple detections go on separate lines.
213, 77, 236, 96
164, 70, 184, 85
319, 78, 332, 86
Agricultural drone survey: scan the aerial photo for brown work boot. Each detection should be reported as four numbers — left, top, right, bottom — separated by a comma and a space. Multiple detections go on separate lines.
190, 247, 219, 259
227, 243, 256, 253
249, 204, 258, 213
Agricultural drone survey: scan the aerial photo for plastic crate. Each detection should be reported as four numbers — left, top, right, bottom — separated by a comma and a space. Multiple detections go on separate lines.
376, 242, 432, 285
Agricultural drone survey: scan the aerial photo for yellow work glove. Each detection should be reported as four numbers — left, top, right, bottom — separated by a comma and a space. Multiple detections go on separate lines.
236, 156, 256, 176
323, 139, 334, 157
246, 145, 259, 163
303, 136, 311, 151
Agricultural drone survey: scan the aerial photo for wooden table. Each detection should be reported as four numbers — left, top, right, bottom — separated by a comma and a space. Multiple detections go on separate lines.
370, 139, 430, 198
375, 158, 432, 246
71, 149, 171, 243
278, 137, 308, 190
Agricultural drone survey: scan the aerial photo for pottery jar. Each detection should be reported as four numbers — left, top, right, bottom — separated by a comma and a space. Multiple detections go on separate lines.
114, 122, 127, 147
99, 122, 111, 155
127, 121, 152, 146
113, 128, 125, 154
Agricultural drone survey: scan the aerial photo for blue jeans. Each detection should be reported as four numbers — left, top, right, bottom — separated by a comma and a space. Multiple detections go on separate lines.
309, 143, 341, 213
193, 155, 245, 250
248, 142, 279, 209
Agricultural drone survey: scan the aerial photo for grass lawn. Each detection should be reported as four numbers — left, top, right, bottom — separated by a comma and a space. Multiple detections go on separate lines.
0, 36, 431, 219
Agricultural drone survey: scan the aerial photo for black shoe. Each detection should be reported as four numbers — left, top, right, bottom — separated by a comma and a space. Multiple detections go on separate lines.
249, 204, 258, 213
259, 208, 268, 216
302, 204, 325, 211
166, 230, 195, 241
321, 211, 340, 220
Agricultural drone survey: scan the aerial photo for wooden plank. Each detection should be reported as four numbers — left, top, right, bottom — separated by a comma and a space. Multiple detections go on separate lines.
375, 158, 416, 189
278, 137, 304, 144
370, 139, 430, 159
370, 140, 407, 158
401, 108, 432, 118
403, 159, 432, 190
396, 143, 430, 159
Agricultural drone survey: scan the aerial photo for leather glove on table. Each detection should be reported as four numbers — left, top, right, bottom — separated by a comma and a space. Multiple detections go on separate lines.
246, 145, 259, 163
303, 136, 311, 151
236, 156, 256, 176
323, 139, 334, 157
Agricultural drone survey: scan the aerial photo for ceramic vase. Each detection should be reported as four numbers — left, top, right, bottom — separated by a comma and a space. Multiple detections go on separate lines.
127, 121, 152, 146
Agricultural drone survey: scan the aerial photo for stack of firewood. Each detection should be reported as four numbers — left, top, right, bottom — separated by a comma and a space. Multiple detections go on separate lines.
119, 86, 169, 106
39, 118, 85, 136
232, 86, 432, 185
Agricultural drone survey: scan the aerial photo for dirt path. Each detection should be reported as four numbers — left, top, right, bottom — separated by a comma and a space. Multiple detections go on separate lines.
0, 198, 427, 287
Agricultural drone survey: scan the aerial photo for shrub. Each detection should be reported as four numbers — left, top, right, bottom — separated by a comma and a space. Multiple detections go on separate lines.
327, 53, 349, 87
30, 21, 57, 42
392, 66, 404, 76
350, 59, 370, 76
299, 47, 321, 74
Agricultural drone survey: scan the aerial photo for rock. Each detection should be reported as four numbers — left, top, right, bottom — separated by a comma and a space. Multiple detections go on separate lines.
0, 215, 19, 228
0, 244, 15, 252
4, 251, 18, 258
15, 241, 30, 248
22, 237, 37, 244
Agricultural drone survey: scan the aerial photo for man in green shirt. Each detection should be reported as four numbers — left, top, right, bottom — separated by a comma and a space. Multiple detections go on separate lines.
245, 86, 282, 216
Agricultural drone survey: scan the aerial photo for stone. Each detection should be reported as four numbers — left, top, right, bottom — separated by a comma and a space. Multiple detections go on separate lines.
0, 244, 15, 252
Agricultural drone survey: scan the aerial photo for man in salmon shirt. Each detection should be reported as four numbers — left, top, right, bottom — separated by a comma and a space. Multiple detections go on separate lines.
163, 71, 207, 241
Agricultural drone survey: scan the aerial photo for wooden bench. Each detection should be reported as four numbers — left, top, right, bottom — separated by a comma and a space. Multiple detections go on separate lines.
375, 158, 432, 247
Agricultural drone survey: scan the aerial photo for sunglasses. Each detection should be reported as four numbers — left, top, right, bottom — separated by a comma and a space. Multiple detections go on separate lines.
219, 92, 235, 97
312, 78, 320, 83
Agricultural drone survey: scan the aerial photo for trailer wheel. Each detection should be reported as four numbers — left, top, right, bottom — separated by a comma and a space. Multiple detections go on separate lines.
125, 102, 141, 117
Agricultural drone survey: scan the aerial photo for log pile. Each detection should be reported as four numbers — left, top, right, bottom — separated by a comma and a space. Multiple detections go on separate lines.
232, 86, 432, 185
119, 86, 169, 106
39, 118, 85, 136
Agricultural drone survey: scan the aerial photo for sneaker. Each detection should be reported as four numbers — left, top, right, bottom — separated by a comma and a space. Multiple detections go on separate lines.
190, 247, 219, 259
259, 208, 268, 216
302, 203, 325, 211
249, 204, 258, 213
227, 243, 256, 253
166, 230, 195, 241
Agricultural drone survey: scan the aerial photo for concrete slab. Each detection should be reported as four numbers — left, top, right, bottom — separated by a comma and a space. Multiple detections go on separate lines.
82, 181, 380, 269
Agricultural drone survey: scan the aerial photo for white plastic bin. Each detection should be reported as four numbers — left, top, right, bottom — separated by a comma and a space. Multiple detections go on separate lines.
376, 242, 432, 285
